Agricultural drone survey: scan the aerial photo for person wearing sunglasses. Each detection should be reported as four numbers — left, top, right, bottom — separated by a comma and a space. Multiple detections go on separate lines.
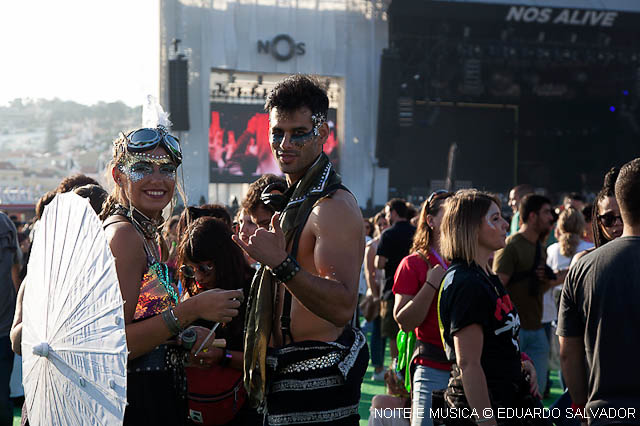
177, 216, 259, 425
571, 167, 623, 268
100, 125, 243, 426
392, 190, 452, 426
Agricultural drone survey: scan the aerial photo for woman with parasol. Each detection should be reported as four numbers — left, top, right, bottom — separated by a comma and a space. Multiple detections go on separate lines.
101, 113, 243, 425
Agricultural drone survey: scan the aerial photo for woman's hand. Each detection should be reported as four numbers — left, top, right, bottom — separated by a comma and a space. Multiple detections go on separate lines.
426, 264, 446, 289
522, 359, 541, 399
185, 326, 226, 368
194, 288, 244, 323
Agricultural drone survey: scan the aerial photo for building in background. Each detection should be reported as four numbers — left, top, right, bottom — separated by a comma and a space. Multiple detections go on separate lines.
159, 0, 390, 209
377, 0, 640, 201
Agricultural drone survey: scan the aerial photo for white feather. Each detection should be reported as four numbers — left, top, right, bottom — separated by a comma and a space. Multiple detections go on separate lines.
142, 95, 172, 129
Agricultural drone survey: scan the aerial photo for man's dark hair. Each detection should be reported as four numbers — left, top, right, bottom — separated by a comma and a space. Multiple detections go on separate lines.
73, 184, 108, 216
615, 158, 640, 226
177, 203, 232, 236
56, 174, 99, 193
566, 192, 586, 203
35, 190, 57, 220
386, 198, 409, 220
405, 202, 418, 220
264, 74, 329, 118
520, 194, 551, 224
512, 184, 534, 198
242, 174, 287, 215
593, 166, 620, 247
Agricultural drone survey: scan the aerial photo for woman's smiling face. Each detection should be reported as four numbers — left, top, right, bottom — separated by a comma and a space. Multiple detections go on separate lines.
114, 146, 176, 217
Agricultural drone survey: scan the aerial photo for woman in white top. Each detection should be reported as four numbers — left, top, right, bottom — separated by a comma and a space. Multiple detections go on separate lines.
543, 207, 593, 392
545, 207, 593, 324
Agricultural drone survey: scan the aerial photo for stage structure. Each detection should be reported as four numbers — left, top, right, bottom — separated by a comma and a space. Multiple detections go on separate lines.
377, 0, 640, 198
159, 0, 389, 209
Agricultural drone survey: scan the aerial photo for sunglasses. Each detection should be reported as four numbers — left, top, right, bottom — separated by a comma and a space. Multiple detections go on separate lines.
597, 213, 623, 228
427, 189, 449, 205
123, 127, 182, 165
180, 263, 214, 279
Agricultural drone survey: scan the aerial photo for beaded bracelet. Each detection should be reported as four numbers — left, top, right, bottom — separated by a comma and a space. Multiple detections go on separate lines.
269, 255, 301, 283
162, 307, 183, 336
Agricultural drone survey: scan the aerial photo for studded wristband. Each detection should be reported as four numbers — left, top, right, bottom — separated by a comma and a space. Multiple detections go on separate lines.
162, 307, 183, 336
269, 255, 301, 283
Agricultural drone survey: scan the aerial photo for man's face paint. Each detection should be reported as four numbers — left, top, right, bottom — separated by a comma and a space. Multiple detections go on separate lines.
118, 152, 177, 183
270, 113, 327, 148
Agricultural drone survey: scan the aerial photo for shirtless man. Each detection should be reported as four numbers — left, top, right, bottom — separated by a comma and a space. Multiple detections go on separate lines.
234, 75, 368, 425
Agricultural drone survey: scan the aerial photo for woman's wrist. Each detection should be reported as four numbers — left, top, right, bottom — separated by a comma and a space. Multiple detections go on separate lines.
172, 298, 198, 329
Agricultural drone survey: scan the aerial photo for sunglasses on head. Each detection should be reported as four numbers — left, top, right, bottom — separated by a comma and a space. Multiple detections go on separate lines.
427, 189, 449, 205
180, 263, 213, 279
597, 213, 622, 228
123, 126, 182, 165
425, 190, 451, 213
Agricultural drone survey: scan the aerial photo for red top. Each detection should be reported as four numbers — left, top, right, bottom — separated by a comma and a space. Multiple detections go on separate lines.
393, 251, 451, 371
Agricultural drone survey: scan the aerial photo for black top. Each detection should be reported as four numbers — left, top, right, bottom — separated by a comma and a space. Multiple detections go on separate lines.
438, 261, 522, 402
376, 220, 416, 298
557, 236, 640, 425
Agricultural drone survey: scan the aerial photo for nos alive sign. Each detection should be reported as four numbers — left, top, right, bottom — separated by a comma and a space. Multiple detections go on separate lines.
505, 6, 618, 27
390, 1, 640, 30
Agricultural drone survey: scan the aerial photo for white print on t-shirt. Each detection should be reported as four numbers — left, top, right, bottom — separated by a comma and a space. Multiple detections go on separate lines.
494, 312, 520, 352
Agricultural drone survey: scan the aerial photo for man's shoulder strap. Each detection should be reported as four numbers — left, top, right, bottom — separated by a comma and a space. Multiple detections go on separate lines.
280, 182, 352, 345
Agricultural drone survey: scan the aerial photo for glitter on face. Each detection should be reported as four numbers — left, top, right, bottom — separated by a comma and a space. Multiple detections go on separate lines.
485, 205, 499, 230
270, 112, 327, 148
119, 152, 177, 183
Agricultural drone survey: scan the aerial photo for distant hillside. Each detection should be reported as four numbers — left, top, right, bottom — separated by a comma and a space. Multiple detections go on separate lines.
0, 98, 142, 152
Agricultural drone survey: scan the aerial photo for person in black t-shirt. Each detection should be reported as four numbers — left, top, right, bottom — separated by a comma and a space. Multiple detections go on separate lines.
375, 198, 416, 360
437, 190, 542, 426
558, 158, 640, 426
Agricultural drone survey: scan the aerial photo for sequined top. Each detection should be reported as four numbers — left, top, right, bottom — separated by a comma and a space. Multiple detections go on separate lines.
134, 261, 179, 321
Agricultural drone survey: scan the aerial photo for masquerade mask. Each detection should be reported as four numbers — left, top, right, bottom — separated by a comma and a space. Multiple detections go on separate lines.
121, 126, 182, 165
270, 113, 327, 148
118, 152, 177, 183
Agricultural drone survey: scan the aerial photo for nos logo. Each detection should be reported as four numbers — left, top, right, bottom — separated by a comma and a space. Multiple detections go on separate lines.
257, 34, 306, 61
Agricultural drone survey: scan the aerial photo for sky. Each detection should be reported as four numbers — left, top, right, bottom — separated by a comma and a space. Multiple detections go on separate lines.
0, 0, 159, 107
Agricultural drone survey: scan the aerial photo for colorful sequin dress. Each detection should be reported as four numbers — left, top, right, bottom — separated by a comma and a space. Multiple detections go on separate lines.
133, 261, 178, 321
104, 211, 186, 426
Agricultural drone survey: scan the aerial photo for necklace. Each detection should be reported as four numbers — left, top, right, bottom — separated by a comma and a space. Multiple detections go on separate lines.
112, 203, 162, 240
149, 262, 178, 305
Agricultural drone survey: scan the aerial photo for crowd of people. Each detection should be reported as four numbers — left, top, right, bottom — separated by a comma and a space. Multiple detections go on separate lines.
0, 74, 637, 426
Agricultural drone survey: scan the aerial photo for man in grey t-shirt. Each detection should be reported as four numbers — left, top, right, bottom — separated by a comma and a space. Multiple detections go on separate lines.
558, 158, 640, 426
0, 212, 21, 425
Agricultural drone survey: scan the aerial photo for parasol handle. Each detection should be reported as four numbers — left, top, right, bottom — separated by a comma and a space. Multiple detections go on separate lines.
33, 342, 50, 358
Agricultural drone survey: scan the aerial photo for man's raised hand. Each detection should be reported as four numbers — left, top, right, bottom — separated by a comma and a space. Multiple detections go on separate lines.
232, 212, 288, 268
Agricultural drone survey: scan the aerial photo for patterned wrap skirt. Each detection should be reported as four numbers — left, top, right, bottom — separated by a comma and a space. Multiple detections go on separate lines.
264, 326, 369, 426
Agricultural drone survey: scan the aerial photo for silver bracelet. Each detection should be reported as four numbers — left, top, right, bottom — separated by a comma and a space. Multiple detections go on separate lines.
161, 307, 183, 336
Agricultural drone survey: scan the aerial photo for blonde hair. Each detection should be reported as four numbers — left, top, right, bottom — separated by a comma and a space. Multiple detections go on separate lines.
441, 190, 500, 265
557, 207, 585, 257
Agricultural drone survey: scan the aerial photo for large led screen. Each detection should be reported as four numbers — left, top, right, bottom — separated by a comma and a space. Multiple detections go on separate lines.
209, 103, 339, 182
